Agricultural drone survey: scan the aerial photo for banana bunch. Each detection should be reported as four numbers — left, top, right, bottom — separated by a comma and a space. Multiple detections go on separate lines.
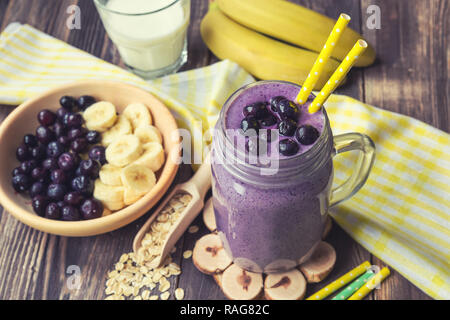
83, 101, 165, 211
201, 0, 376, 89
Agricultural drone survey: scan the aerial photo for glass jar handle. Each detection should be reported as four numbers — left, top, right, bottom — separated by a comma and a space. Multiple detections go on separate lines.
330, 133, 376, 207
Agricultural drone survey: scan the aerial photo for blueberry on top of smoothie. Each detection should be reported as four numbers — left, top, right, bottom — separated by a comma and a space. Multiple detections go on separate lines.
243, 102, 269, 120
240, 117, 260, 136
278, 119, 297, 137
245, 139, 267, 156
279, 139, 299, 156
296, 125, 320, 145
261, 114, 278, 127
277, 99, 299, 120
270, 96, 285, 113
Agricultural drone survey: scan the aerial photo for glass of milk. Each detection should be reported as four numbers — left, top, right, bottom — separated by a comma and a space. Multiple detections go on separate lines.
94, 0, 190, 79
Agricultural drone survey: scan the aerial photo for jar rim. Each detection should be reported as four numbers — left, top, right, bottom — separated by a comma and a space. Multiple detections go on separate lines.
213, 80, 334, 186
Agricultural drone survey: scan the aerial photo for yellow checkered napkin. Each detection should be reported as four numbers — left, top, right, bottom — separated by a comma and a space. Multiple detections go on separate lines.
0, 24, 449, 299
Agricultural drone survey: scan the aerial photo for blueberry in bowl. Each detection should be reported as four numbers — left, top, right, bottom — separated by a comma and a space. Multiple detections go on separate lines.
59, 96, 78, 111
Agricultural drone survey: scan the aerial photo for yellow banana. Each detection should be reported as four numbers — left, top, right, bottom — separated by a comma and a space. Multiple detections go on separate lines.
201, 6, 342, 89
216, 0, 375, 67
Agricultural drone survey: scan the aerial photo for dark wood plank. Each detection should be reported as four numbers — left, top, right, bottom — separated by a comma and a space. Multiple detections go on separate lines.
361, 0, 449, 133
180, 0, 213, 71
359, 0, 447, 300
292, 0, 365, 99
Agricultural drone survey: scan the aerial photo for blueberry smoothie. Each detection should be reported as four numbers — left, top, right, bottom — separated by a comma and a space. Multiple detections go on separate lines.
211, 81, 334, 273
225, 81, 326, 159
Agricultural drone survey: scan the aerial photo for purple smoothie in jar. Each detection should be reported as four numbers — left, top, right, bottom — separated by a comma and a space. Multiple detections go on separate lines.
211, 80, 334, 273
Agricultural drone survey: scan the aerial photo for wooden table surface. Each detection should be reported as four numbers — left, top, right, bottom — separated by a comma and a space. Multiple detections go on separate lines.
0, 0, 447, 300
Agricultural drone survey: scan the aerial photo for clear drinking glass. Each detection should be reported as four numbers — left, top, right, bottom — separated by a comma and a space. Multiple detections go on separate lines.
94, 0, 190, 79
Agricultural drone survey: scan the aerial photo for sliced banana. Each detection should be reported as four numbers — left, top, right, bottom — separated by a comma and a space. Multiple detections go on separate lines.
264, 269, 307, 300
133, 142, 165, 172
134, 125, 162, 144
94, 179, 125, 211
83, 101, 117, 132
104, 200, 126, 211
221, 264, 263, 300
106, 135, 143, 167
123, 187, 144, 206
123, 103, 152, 130
193, 233, 232, 275
102, 115, 132, 146
99, 164, 123, 186
299, 241, 336, 283
120, 164, 156, 197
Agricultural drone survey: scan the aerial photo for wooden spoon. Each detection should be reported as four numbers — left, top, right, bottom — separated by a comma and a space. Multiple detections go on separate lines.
133, 154, 212, 268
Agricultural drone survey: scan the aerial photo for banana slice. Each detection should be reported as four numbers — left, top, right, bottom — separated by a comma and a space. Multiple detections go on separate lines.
133, 142, 165, 172
94, 179, 125, 211
123, 187, 144, 206
106, 135, 143, 167
101, 115, 132, 147
103, 200, 126, 211
264, 269, 307, 300
123, 103, 152, 130
120, 164, 156, 197
299, 241, 336, 283
83, 101, 118, 132
134, 125, 163, 144
193, 233, 232, 275
221, 264, 263, 300
99, 164, 123, 186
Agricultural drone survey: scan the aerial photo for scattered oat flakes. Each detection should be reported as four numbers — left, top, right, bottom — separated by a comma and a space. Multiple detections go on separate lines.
141, 290, 150, 300
160, 291, 170, 300
159, 281, 170, 293
175, 288, 185, 300
183, 250, 193, 259
104, 192, 193, 300
115, 262, 124, 271
188, 225, 199, 233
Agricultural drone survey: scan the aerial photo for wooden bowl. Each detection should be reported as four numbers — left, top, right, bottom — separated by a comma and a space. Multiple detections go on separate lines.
0, 80, 180, 236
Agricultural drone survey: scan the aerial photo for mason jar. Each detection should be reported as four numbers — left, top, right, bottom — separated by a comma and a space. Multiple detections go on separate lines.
211, 80, 375, 273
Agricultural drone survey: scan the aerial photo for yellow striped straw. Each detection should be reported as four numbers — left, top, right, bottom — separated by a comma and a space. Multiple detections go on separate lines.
348, 267, 391, 300
306, 261, 371, 300
309, 39, 368, 114
295, 13, 351, 104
